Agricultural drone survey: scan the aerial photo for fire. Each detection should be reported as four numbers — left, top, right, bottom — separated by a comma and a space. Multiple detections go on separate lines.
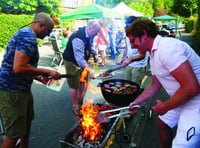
79, 66, 89, 98
79, 66, 88, 83
80, 98, 103, 141
87, 82, 101, 95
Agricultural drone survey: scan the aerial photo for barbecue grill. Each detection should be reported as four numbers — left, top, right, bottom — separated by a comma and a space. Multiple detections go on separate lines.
60, 79, 145, 148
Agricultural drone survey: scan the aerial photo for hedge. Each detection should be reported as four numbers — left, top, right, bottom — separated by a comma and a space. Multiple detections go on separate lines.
0, 13, 42, 52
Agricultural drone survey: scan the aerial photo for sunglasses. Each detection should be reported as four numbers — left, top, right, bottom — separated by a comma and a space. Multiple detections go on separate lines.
19, 21, 52, 34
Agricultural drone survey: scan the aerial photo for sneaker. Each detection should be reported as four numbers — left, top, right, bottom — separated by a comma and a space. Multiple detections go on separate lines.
109, 56, 116, 59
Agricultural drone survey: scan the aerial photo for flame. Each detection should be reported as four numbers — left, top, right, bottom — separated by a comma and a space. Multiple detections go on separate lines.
80, 98, 102, 141
79, 66, 88, 83
87, 82, 101, 95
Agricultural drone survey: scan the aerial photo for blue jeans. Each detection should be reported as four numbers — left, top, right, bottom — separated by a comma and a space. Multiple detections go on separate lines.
109, 33, 116, 58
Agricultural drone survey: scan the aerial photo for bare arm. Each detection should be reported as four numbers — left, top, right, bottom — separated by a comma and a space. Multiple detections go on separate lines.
152, 60, 200, 115
13, 50, 61, 80
121, 53, 146, 67
130, 75, 162, 108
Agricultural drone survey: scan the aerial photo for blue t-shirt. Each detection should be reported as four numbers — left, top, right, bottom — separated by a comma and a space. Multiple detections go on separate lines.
0, 27, 39, 92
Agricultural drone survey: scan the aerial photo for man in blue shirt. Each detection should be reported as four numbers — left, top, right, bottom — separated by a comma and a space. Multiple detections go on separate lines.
0, 12, 62, 148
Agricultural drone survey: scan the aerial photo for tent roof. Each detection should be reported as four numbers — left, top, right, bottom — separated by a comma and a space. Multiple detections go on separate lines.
151, 15, 177, 21
112, 2, 143, 17
60, 4, 123, 20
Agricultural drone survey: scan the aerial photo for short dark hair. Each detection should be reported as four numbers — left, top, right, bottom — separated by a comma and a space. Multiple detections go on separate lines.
126, 18, 159, 38
63, 31, 69, 38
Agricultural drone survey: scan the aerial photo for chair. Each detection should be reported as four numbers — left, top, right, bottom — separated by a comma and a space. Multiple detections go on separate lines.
49, 36, 64, 69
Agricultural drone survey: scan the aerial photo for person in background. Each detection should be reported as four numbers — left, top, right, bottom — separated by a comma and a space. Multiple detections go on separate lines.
0, 12, 62, 148
96, 18, 110, 66
128, 18, 200, 148
107, 17, 118, 59
61, 31, 69, 51
120, 36, 148, 85
49, 29, 59, 39
168, 30, 175, 38
63, 20, 101, 115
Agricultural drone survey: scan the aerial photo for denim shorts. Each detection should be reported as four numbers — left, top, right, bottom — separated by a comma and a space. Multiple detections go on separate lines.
0, 90, 34, 138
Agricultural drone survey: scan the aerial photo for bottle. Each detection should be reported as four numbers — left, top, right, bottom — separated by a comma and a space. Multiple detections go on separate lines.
94, 63, 99, 73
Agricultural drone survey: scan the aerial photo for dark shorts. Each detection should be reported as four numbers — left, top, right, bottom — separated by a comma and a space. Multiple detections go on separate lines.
64, 60, 86, 89
0, 90, 34, 138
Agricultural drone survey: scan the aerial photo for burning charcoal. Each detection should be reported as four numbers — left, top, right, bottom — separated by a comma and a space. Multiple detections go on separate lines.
76, 135, 85, 147
73, 132, 79, 142
85, 142, 94, 148
77, 140, 85, 147
94, 141, 101, 147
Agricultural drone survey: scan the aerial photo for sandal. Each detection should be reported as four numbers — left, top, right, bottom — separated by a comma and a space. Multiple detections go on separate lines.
99, 63, 105, 66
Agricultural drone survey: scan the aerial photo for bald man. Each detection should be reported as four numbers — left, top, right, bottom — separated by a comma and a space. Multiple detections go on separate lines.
0, 12, 62, 148
63, 20, 101, 115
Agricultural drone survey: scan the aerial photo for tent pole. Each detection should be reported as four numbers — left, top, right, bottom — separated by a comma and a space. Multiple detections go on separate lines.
61, 20, 63, 34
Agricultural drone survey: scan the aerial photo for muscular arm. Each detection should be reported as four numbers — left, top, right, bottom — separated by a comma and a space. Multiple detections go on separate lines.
13, 50, 61, 79
152, 60, 200, 115
130, 75, 162, 106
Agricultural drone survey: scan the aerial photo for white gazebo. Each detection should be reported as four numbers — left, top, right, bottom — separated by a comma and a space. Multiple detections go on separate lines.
112, 2, 144, 17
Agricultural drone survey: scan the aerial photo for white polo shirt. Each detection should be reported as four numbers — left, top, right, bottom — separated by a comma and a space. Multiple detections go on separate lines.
150, 35, 200, 98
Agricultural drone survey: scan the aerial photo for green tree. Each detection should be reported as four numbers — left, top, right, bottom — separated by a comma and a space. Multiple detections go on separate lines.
0, 0, 62, 15
129, 2, 154, 17
163, 0, 174, 13
153, 0, 167, 16
193, 0, 200, 54
95, 0, 121, 8
173, 0, 197, 17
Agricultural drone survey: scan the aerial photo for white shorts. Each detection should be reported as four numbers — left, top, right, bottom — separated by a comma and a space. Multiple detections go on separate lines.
98, 44, 107, 52
159, 96, 200, 148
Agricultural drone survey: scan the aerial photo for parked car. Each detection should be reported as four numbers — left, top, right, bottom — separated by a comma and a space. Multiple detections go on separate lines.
162, 22, 176, 30
166, 23, 176, 30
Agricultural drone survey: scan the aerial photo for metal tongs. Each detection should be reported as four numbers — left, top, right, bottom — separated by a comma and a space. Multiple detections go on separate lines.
96, 105, 142, 123
102, 65, 123, 77
47, 74, 72, 79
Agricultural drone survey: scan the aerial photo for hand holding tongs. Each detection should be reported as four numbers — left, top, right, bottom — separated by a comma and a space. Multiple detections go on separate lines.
96, 105, 142, 123
47, 74, 72, 79
102, 65, 123, 76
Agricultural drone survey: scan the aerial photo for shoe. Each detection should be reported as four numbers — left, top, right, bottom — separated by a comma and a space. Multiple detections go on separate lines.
109, 56, 116, 59
99, 63, 105, 66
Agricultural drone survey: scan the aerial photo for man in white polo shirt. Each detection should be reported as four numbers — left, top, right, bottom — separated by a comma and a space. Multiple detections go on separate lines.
127, 18, 200, 148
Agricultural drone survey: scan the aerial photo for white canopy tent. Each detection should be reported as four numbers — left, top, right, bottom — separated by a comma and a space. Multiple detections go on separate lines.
112, 2, 144, 17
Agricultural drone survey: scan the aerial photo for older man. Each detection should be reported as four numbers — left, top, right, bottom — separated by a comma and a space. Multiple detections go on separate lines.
0, 12, 62, 148
63, 20, 101, 115
128, 19, 200, 148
